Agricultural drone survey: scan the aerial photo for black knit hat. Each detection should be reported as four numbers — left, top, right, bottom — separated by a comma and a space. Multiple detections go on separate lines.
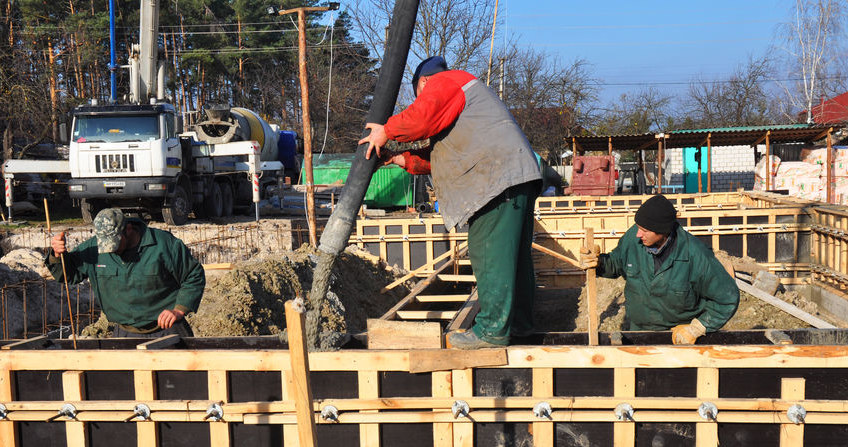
412, 56, 448, 96
635, 195, 677, 234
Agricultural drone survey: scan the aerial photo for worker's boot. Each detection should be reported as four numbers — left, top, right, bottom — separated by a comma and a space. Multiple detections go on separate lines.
448, 330, 501, 349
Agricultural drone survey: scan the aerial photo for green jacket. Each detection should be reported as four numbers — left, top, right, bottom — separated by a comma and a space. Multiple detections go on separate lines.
46, 219, 205, 329
597, 224, 739, 331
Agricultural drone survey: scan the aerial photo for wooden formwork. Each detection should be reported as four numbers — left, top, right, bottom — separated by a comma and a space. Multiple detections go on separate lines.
1, 334, 848, 447
353, 193, 813, 289
811, 206, 848, 293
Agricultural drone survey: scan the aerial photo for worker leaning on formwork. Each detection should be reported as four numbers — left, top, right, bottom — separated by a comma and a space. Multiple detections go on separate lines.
359, 56, 543, 349
46, 208, 205, 338
580, 195, 740, 344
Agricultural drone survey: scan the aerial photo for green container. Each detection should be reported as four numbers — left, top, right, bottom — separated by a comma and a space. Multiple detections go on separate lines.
306, 154, 414, 208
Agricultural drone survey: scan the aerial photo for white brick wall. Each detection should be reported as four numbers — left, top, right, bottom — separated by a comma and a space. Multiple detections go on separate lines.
658, 145, 755, 192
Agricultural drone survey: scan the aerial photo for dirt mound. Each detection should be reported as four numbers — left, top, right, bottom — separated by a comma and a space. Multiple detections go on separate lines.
189, 244, 409, 337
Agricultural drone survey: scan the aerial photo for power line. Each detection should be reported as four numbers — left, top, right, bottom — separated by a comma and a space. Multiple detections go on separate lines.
592, 76, 847, 87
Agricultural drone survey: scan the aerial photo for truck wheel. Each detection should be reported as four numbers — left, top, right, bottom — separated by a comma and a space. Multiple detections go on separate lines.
220, 182, 234, 217
81, 199, 105, 224
162, 185, 190, 226
204, 183, 223, 218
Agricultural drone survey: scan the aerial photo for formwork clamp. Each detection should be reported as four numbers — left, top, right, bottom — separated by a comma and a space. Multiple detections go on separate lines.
698, 402, 718, 421
451, 400, 470, 419
125, 403, 152, 422
204, 403, 225, 422
47, 403, 78, 422
321, 405, 340, 422
0, 403, 6, 420
614, 403, 634, 422
533, 401, 552, 420
787, 404, 806, 424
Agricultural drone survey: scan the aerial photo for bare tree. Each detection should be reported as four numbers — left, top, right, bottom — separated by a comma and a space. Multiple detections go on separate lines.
595, 88, 675, 135
777, 0, 846, 122
686, 55, 780, 127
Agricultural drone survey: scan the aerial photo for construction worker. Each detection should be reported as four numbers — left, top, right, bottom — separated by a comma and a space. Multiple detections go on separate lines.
580, 195, 739, 344
359, 56, 542, 349
47, 208, 205, 338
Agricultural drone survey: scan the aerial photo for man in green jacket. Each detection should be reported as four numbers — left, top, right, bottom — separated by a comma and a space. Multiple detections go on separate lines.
47, 208, 205, 338
580, 195, 739, 344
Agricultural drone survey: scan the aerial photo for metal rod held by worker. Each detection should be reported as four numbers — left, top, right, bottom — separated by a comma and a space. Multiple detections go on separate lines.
585, 227, 599, 346
43, 198, 77, 349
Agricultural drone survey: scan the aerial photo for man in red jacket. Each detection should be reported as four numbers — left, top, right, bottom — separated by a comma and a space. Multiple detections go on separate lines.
359, 56, 542, 349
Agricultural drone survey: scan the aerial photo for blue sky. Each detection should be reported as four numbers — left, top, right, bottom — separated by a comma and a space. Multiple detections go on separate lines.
502, 0, 789, 104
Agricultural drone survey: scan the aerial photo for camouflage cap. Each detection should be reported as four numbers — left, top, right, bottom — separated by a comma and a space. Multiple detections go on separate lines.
93, 208, 126, 254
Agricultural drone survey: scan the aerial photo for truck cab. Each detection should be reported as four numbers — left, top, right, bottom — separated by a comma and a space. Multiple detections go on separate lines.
68, 102, 184, 222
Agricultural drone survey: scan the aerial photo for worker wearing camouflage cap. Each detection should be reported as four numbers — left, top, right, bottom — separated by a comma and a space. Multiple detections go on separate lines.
580, 195, 739, 344
46, 208, 205, 337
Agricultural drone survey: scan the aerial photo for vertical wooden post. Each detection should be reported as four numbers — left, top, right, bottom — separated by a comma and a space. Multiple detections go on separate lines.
697, 147, 703, 193
432, 371, 453, 447
585, 227, 599, 346
281, 370, 299, 446
297, 8, 317, 247
452, 368, 474, 447
532, 368, 554, 447
765, 131, 772, 192
62, 371, 87, 447
285, 300, 317, 447
706, 134, 712, 193
780, 378, 805, 447
358, 371, 380, 447
208, 370, 230, 447
657, 138, 663, 193
134, 370, 158, 447
826, 129, 833, 204
613, 368, 635, 446
0, 367, 16, 447
695, 368, 718, 447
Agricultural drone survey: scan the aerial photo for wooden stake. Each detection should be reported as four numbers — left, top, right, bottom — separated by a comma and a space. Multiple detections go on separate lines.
585, 227, 599, 345
284, 300, 317, 447
43, 198, 77, 349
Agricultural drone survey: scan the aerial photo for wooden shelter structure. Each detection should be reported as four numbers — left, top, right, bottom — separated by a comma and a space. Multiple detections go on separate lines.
569, 124, 841, 199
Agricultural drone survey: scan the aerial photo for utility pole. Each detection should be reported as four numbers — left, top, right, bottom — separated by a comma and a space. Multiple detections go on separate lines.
272, 3, 339, 247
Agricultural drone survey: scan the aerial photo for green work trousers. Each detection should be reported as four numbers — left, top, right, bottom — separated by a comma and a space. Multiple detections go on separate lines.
468, 181, 539, 345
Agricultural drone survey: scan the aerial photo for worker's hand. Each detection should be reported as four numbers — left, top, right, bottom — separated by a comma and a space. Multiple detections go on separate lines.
157, 309, 185, 329
359, 123, 389, 160
579, 244, 600, 270
51, 231, 67, 256
671, 318, 706, 345
382, 153, 406, 168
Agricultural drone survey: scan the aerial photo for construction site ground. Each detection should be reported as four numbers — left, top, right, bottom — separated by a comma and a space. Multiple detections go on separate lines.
0, 213, 842, 340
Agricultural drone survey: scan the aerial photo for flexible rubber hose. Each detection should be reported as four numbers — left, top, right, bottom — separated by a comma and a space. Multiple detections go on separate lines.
307, 0, 420, 350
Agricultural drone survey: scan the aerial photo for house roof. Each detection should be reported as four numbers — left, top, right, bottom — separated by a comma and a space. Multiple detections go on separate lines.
805, 92, 848, 124
570, 124, 839, 152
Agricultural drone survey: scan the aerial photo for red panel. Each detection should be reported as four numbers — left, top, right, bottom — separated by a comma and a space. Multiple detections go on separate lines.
570, 155, 616, 195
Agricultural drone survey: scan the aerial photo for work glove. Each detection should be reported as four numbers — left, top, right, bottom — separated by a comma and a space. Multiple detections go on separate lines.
671, 318, 706, 345
579, 244, 600, 270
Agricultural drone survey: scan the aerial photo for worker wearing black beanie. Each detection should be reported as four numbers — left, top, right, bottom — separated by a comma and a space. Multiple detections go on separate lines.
634, 195, 677, 235
579, 194, 739, 345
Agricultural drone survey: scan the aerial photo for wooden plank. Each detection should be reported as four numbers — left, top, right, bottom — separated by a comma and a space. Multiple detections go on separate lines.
284, 300, 317, 447
134, 370, 158, 447
586, 228, 599, 345
780, 378, 805, 447
446, 290, 480, 332
381, 243, 468, 293
203, 263, 234, 270
531, 242, 580, 268
367, 319, 442, 350
417, 294, 471, 303
435, 274, 477, 282
396, 310, 457, 320
614, 368, 635, 446
1, 335, 48, 350
452, 369, 474, 447
532, 368, 554, 447
695, 368, 718, 447
281, 370, 298, 446
409, 349, 507, 374
381, 255, 464, 320
358, 371, 380, 447
62, 371, 87, 447
736, 279, 836, 328
208, 370, 229, 447
0, 367, 16, 447
432, 371, 453, 447
136, 334, 181, 350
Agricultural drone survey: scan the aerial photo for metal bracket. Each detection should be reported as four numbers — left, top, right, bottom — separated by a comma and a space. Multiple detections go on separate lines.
451, 400, 470, 419
698, 402, 718, 421
204, 403, 224, 422
321, 405, 340, 423
533, 401, 552, 420
614, 403, 634, 422
787, 404, 806, 424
